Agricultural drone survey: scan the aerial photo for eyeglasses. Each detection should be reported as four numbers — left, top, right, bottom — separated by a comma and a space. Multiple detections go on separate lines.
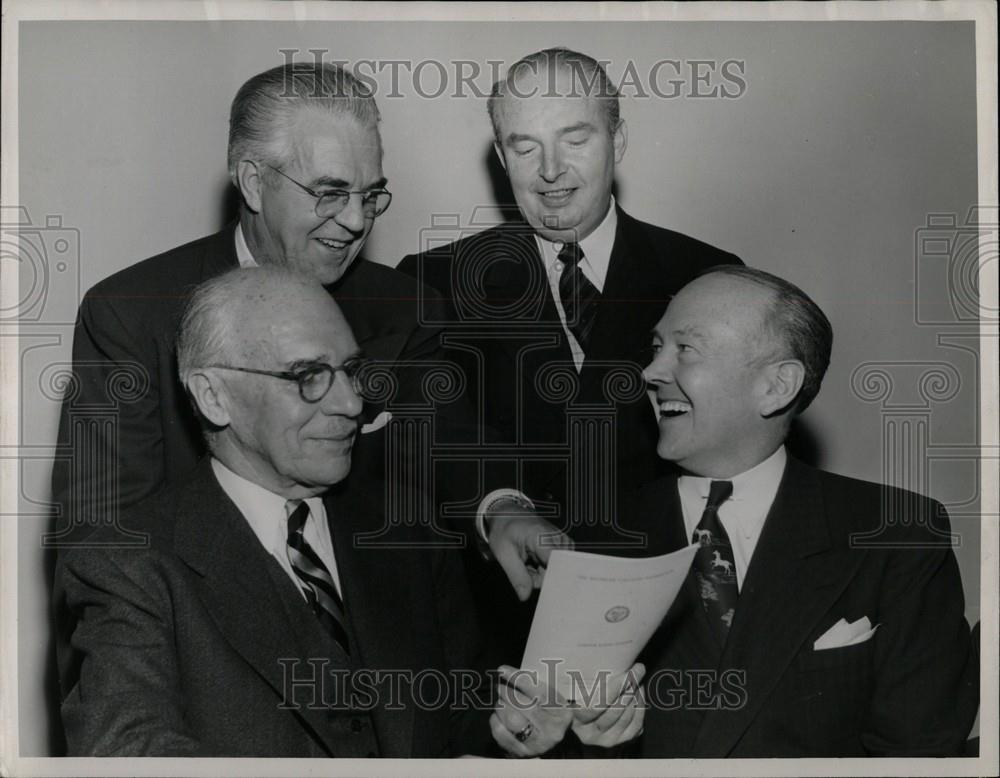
266, 165, 392, 219
208, 356, 374, 403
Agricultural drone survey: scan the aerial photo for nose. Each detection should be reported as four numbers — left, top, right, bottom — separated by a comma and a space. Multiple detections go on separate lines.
642, 349, 675, 387
332, 192, 368, 235
321, 372, 364, 419
538, 143, 565, 183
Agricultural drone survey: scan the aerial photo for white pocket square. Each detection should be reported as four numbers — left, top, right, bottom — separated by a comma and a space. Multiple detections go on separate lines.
813, 616, 879, 651
360, 411, 392, 434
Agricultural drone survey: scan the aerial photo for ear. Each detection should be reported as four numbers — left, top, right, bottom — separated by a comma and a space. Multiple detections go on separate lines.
612, 119, 628, 164
186, 369, 233, 429
493, 141, 508, 172
758, 359, 805, 417
236, 159, 265, 214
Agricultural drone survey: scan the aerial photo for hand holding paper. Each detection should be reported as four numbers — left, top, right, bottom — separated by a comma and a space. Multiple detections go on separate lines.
519, 544, 698, 700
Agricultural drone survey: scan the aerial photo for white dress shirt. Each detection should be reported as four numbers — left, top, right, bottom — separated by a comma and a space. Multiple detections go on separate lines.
234, 222, 257, 267
211, 458, 343, 596
535, 196, 618, 372
678, 446, 787, 590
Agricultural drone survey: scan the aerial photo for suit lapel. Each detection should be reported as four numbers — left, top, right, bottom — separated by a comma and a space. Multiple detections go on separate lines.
649, 476, 723, 658
692, 458, 866, 756
325, 482, 417, 757
585, 210, 653, 366
173, 461, 344, 756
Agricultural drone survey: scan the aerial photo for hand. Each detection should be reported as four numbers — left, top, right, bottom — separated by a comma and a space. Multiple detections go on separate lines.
487, 501, 573, 601
490, 664, 573, 758
571, 663, 647, 749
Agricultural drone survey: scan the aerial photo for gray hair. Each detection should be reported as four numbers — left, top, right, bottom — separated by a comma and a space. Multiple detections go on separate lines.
177, 266, 316, 385
699, 265, 833, 413
487, 47, 621, 145
227, 62, 381, 184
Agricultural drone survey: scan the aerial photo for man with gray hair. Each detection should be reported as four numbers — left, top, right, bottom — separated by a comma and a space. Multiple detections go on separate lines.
55, 267, 495, 757
51, 62, 440, 547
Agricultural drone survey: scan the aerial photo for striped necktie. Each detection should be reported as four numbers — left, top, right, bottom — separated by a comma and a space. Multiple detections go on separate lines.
557, 242, 600, 354
285, 500, 350, 654
691, 480, 737, 643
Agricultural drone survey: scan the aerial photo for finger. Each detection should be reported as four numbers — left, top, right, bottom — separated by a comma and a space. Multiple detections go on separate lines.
490, 712, 530, 758
492, 540, 535, 601
532, 528, 574, 561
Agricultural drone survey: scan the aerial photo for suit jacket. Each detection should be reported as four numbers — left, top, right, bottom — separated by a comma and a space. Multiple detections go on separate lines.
397, 209, 740, 661
398, 208, 741, 538
55, 459, 494, 757
633, 456, 978, 757
50, 223, 447, 545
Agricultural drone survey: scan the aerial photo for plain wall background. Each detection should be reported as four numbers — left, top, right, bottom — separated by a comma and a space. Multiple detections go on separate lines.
15, 20, 982, 755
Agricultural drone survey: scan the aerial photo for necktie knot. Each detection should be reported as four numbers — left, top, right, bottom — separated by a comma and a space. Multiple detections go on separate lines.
557, 242, 583, 267
706, 480, 733, 511
285, 500, 309, 539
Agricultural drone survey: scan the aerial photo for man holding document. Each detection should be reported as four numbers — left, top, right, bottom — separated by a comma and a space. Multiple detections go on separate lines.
499, 265, 978, 757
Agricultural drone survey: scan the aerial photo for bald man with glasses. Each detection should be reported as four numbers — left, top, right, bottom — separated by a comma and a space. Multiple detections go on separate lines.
55, 267, 500, 757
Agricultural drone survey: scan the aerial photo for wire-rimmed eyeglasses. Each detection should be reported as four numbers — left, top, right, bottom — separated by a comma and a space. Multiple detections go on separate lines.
266, 165, 392, 219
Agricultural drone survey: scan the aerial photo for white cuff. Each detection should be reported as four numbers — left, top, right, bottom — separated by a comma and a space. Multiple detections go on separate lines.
475, 489, 535, 543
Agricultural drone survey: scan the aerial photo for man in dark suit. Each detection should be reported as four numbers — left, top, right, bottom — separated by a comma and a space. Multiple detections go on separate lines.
628, 265, 977, 756
49, 62, 452, 549
397, 48, 740, 652
55, 268, 494, 757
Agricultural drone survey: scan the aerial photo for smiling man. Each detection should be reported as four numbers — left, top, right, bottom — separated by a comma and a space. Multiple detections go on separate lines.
51, 62, 438, 545
55, 268, 494, 757
633, 265, 978, 756
398, 48, 740, 658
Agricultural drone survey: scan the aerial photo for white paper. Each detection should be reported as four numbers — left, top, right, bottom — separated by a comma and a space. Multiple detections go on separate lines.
520, 544, 698, 699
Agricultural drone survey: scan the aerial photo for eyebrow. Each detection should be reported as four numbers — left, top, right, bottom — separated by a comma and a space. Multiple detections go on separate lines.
309, 176, 388, 190
286, 349, 363, 370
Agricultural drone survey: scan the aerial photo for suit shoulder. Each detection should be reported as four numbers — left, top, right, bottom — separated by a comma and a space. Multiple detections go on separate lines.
621, 211, 742, 268
347, 258, 439, 299
812, 466, 951, 545
86, 230, 227, 300
396, 224, 522, 295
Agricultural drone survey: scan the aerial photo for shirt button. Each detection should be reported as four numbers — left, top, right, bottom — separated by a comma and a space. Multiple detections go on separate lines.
554, 261, 563, 271
350, 718, 364, 733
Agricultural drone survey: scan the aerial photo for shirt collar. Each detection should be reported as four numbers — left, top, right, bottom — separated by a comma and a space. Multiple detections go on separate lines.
678, 446, 787, 533
211, 456, 325, 542
534, 195, 617, 290
234, 222, 258, 268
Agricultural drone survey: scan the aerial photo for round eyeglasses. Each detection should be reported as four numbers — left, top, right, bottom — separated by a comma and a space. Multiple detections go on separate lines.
207, 356, 374, 403
266, 165, 392, 219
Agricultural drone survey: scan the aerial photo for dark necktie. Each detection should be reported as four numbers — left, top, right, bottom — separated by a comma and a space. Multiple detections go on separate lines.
691, 480, 737, 642
286, 500, 350, 654
557, 242, 600, 354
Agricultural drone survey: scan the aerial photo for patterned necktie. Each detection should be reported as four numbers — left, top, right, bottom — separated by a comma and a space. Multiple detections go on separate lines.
285, 500, 350, 654
691, 480, 737, 642
557, 242, 601, 354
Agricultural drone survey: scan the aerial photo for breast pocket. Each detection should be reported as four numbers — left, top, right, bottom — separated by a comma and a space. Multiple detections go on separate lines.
795, 637, 874, 672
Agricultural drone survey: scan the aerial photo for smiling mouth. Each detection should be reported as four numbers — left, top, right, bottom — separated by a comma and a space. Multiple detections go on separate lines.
537, 188, 576, 203
658, 400, 692, 418
315, 237, 351, 251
